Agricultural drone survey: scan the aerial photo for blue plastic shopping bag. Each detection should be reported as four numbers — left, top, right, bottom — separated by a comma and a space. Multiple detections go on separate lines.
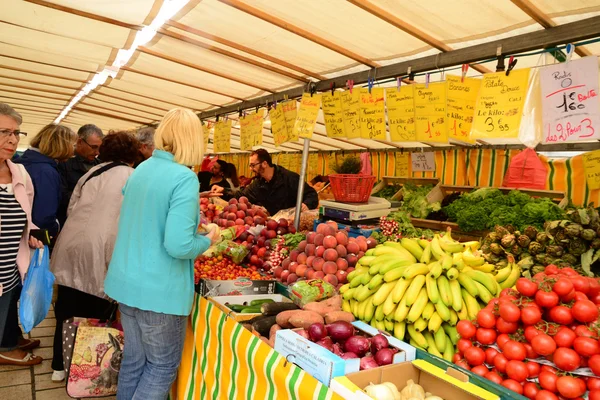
19, 247, 55, 333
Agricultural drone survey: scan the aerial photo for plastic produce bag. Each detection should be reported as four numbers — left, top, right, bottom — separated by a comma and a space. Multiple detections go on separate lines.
289, 279, 336, 307
19, 247, 55, 333
503, 147, 548, 190
518, 57, 544, 148
213, 240, 249, 264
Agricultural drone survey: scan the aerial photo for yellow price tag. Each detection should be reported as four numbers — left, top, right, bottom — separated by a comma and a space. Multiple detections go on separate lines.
340, 90, 361, 139
472, 69, 530, 139
294, 93, 322, 139
583, 149, 600, 190
395, 153, 410, 177
202, 123, 210, 151
322, 92, 346, 138
415, 82, 448, 143
270, 104, 288, 147
240, 110, 264, 151
386, 86, 416, 142
282, 100, 298, 142
359, 88, 386, 140
213, 120, 231, 153
446, 75, 480, 143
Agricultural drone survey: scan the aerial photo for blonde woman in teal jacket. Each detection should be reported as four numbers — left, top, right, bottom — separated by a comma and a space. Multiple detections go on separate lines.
104, 108, 219, 400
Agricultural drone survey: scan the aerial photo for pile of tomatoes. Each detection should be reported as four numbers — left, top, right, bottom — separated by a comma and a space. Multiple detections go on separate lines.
193, 255, 271, 283
453, 264, 600, 400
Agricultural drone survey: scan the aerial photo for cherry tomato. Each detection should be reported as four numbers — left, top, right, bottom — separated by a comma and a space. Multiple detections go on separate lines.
524, 382, 540, 400
571, 276, 590, 295
556, 376, 586, 399
496, 317, 519, 334
525, 326, 542, 342
457, 338, 473, 354
549, 306, 574, 325
471, 365, 489, 377
524, 343, 539, 359
553, 278, 574, 297
572, 300, 599, 323
506, 360, 529, 382
574, 325, 599, 339
553, 347, 581, 372
452, 353, 463, 363
588, 377, 600, 391
494, 353, 509, 373
536, 390, 559, 400
553, 327, 577, 348
539, 371, 559, 392
485, 371, 503, 385
502, 379, 524, 395
573, 336, 600, 357
485, 347, 499, 365
500, 302, 522, 322
526, 361, 541, 378
476, 328, 497, 345
590, 390, 600, 400
531, 333, 556, 356
589, 355, 600, 376
464, 346, 486, 366
517, 278, 539, 297
497, 333, 511, 349
457, 320, 477, 339
536, 290, 560, 308
477, 309, 497, 329
521, 306, 542, 326
541, 365, 557, 374
504, 340, 527, 361
455, 359, 470, 370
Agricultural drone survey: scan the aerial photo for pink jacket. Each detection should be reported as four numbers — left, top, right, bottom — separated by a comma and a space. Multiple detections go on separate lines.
6, 160, 36, 280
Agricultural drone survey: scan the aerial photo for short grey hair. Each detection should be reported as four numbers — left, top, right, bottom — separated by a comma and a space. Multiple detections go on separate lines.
136, 127, 155, 146
0, 103, 23, 125
77, 124, 104, 140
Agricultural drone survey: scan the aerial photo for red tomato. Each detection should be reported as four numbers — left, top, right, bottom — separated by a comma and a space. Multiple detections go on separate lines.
494, 353, 509, 373
553, 278, 575, 297
573, 292, 589, 302
517, 278, 539, 297
572, 300, 599, 323
556, 376, 586, 399
539, 371, 559, 392
590, 391, 600, 400
485, 298, 501, 310
541, 365, 557, 374
546, 265, 559, 275
524, 382, 540, 400
525, 326, 542, 342
485, 347, 499, 365
464, 346, 486, 366
485, 371, 503, 385
457, 320, 477, 339
504, 340, 527, 361
536, 390, 559, 400
553, 327, 577, 348
553, 348, 581, 372
574, 325, 599, 339
477, 309, 497, 329
500, 302, 522, 322
506, 360, 529, 382
536, 291, 560, 308
592, 293, 600, 305
588, 377, 600, 391
502, 379, 524, 395
457, 338, 473, 354
452, 353, 463, 363
497, 333, 511, 349
561, 267, 579, 277
524, 343, 539, 359
476, 328, 497, 345
573, 336, 600, 357
571, 276, 590, 295
561, 289, 577, 303
496, 317, 519, 334
589, 355, 600, 376
500, 288, 519, 297
471, 365, 489, 377
549, 306, 574, 325
532, 334, 557, 356
521, 306, 542, 325
535, 271, 549, 282
526, 361, 541, 378
588, 278, 600, 297
455, 359, 470, 370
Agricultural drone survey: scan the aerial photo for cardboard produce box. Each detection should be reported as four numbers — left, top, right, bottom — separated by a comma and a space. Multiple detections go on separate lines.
274, 321, 415, 386
209, 294, 294, 322
331, 359, 499, 400
195, 278, 277, 296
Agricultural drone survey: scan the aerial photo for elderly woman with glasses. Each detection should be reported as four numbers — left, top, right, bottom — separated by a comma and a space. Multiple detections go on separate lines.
0, 103, 44, 366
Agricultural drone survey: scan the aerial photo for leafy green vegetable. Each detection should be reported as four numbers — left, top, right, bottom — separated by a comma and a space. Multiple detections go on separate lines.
372, 184, 402, 199
398, 183, 440, 219
282, 232, 305, 250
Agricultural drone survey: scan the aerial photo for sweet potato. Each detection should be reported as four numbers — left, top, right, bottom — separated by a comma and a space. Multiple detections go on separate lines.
324, 311, 355, 324
275, 310, 299, 328
268, 336, 276, 348
288, 311, 324, 329
269, 324, 282, 339
321, 295, 342, 310
303, 302, 338, 317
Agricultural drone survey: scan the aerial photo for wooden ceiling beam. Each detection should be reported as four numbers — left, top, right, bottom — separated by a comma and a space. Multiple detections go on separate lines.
0, 82, 74, 97
73, 106, 150, 125
164, 20, 325, 81
78, 100, 160, 122
91, 90, 170, 113
0, 100, 62, 112
0, 74, 80, 91
104, 86, 211, 112
0, 53, 97, 74
0, 64, 87, 83
0, 95, 65, 108
84, 95, 165, 119
218, 0, 379, 67
0, 87, 69, 101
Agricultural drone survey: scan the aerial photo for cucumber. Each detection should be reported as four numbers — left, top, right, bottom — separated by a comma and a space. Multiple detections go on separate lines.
226, 304, 246, 313
250, 299, 275, 306
240, 306, 262, 313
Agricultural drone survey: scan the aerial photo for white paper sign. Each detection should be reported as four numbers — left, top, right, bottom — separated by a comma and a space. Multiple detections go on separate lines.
541, 56, 600, 143
411, 152, 435, 172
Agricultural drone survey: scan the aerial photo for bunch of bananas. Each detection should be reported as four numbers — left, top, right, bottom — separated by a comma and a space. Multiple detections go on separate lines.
340, 229, 521, 361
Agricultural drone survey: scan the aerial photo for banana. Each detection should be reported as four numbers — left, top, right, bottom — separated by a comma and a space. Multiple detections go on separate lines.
350, 273, 366, 288
420, 243, 432, 264
436, 275, 453, 307
428, 261, 443, 279
452, 252, 463, 265
375, 303, 385, 321
440, 254, 453, 270
403, 263, 429, 279
360, 271, 373, 286
457, 298, 468, 320
370, 319, 378, 329
384, 319, 394, 332
455, 259, 466, 271
418, 239, 431, 249
423, 331, 443, 357
439, 232, 464, 254
368, 274, 384, 290
430, 235, 447, 260
449, 309, 458, 326
463, 270, 498, 295
425, 274, 440, 304
342, 299, 352, 313
408, 324, 428, 349
355, 255, 378, 267
463, 241, 481, 251
443, 324, 460, 345
401, 238, 424, 260
339, 283, 351, 294
394, 321, 406, 341
446, 267, 459, 280
461, 289, 481, 320
428, 312, 443, 332
357, 296, 369, 320
384, 266, 409, 283
406, 288, 429, 323
394, 293, 410, 322
405, 275, 426, 306
378, 243, 417, 262
457, 273, 479, 297
473, 281, 494, 304
442, 335, 454, 361
391, 278, 412, 303
494, 264, 513, 283
434, 327, 447, 352
365, 249, 375, 256
448, 279, 463, 312
462, 248, 485, 267
375, 320, 387, 332
343, 287, 356, 300
351, 300, 359, 317
382, 291, 398, 316
500, 264, 521, 289
364, 297, 376, 322
379, 259, 413, 275
373, 281, 397, 306
473, 263, 496, 273
414, 317, 428, 332
434, 300, 451, 322
409, 339, 426, 350
421, 302, 435, 321
356, 285, 378, 302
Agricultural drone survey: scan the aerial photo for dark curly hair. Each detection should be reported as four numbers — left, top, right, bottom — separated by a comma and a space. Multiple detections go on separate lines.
99, 131, 140, 165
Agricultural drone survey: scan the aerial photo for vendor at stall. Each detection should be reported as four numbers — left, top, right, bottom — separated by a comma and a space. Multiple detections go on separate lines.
226, 149, 318, 215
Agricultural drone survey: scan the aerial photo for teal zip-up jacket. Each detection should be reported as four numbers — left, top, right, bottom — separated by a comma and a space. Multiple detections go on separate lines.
104, 150, 210, 316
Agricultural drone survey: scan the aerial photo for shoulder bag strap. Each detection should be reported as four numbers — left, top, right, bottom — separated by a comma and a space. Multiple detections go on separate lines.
81, 162, 127, 188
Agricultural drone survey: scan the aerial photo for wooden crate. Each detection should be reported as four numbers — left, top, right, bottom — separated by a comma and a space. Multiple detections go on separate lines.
371, 177, 439, 201
409, 218, 486, 242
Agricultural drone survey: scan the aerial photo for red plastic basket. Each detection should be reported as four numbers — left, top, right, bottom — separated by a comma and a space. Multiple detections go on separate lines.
328, 174, 376, 203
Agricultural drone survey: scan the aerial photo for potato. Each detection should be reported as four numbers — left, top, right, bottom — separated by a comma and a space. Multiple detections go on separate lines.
275, 310, 299, 329
324, 311, 355, 324
288, 311, 324, 329
269, 324, 282, 339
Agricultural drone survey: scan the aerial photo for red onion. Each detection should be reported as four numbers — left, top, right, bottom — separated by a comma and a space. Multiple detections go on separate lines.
340, 352, 358, 360
296, 329, 310, 340
326, 321, 355, 342
308, 323, 327, 342
360, 356, 379, 370
370, 334, 389, 353
316, 337, 334, 352
374, 348, 395, 366
344, 336, 371, 357
332, 343, 344, 356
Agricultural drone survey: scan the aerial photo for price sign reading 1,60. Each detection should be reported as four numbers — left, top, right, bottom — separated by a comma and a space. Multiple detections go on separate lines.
484, 117, 509, 133
556, 91, 586, 113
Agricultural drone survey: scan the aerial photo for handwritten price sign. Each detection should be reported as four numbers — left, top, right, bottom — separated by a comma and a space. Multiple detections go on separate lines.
541, 57, 600, 143
583, 149, 600, 190
270, 104, 288, 147
202, 123, 210, 151
359, 88, 387, 140
414, 82, 448, 143
340, 90, 361, 139
395, 153, 410, 176
294, 93, 322, 139
386, 86, 416, 142
213, 120, 231, 153
282, 100, 298, 142
446, 75, 481, 143
322, 92, 346, 138
240, 110, 264, 151
411, 152, 436, 172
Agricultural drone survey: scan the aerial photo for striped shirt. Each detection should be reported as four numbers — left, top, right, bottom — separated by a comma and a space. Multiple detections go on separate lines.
0, 184, 26, 293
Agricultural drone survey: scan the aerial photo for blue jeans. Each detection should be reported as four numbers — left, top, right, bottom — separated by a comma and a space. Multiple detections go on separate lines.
117, 304, 187, 400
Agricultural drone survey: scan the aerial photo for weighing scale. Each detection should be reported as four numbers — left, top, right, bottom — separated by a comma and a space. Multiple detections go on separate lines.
319, 197, 394, 223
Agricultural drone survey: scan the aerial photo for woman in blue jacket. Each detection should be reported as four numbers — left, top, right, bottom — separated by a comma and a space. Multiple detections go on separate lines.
104, 108, 219, 400
15, 124, 77, 238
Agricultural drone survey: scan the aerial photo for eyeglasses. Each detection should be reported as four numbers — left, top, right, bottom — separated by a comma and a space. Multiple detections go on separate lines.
0, 129, 27, 140
249, 162, 261, 168
81, 137, 100, 151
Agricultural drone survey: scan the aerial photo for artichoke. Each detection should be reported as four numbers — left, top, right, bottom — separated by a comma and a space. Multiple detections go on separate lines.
582, 229, 597, 241
567, 209, 582, 224
524, 226, 539, 240
546, 244, 564, 258
529, 241, 544, 255
562, 253, 579, 266
506, 224, 516, 234
519, 252, 532, 261
480, 243, 491, 254
568, 238, 588, 257
545, 255, 558, 265
510, 244, 523, 256
518, 235, 531, 248
536, 232, 550, 245
555, 229, 569, 243
487, 232, 501, 243
501, 234, 516, 249
495, 225, 510, 237
496, 260, 508, 269
592, 238, 600, 250
535, 253, 547, 264
532, 265, 546, 275
490, 243, 504, 256
566, 223, 584, 238
517, 256, 534, 270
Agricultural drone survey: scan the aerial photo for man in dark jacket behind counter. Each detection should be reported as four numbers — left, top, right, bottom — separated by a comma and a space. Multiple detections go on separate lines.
231, 149, 318, 215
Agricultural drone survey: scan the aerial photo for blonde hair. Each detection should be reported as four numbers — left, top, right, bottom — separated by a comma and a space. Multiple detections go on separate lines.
30, 124, 77, 160
154, 108, 204, 166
